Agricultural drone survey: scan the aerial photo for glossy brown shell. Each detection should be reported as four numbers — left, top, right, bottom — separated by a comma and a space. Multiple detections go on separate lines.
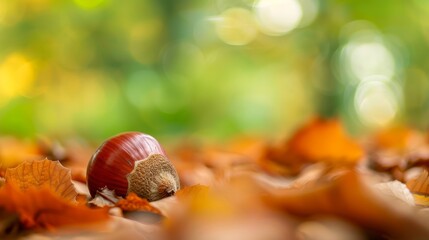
86, 132, 166, 197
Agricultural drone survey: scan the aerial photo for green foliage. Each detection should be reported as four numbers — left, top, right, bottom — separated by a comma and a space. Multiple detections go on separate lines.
0, 0, 428, 140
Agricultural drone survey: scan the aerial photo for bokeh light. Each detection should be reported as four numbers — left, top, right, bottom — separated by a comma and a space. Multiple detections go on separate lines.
333, 20, 407, 131
0, 1, 23, 26
0, 1, 428, 140
254, 0, 303, 36
354, 76, 400, 128
128, 20, 165, 65
337, 29, 396, 84
347, 41, 395, 81
297, 0, 319, 28
0, 54, 35, 106
215, 8, 258, 46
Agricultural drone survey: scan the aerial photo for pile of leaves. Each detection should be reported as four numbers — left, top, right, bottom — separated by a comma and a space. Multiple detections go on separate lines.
2, 117, 429, 239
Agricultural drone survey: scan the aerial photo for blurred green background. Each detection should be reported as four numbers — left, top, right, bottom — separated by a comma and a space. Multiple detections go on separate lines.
0, 0, 429, 141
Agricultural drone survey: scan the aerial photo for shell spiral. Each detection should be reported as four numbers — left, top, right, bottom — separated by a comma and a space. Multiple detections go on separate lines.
86, 132, 167, 198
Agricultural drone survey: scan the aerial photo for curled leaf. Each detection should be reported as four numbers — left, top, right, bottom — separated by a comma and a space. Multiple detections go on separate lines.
5, 159, 77, 202
89, 187, 121, 208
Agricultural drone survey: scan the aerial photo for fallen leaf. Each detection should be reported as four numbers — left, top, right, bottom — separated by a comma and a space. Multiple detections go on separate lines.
5, 159, 77, 202
0, 137, 42, 170
201, 148, 253, 172
150, 195, 181, 219
175, 185, 233, 217
227, 137, 267, 162
176, 184, 210, 200
0, 183, 109, 231
175, 160, 216, 187
374, 126, 416, 152
0, 210, 21, 236
264, 170, 429, 239
367, 127, 425, 179
72, 180, 90, 196
288, 118, 363, 163
265, 118, 364, 175
116, 192, 161, 215
89, 187, 121, 208
296, 217, 365, 240
165, 183, 295, 240
373, 180, 415, 206
406, 169, 429, 207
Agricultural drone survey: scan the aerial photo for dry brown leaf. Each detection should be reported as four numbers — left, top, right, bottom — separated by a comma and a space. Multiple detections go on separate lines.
175, 160, 216, 187
116, 192, 161, 215
5, 159, 77, 202
296, 218, 365, 240
264, 170, 429, 239
12, 215, 162, 240
0, 183, 109, 230
406, 169, 429, 207
368, 127, 423, 177
89, 187, 121, 208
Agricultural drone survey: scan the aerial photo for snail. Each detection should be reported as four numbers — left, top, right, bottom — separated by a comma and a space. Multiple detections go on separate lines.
86, 132, 180, 201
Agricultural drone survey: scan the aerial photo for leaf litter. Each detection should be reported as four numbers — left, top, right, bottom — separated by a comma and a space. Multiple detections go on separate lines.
2, 118, 429, 239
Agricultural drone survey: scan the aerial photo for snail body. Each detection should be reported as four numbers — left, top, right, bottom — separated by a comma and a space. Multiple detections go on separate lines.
86, 132, 180, 201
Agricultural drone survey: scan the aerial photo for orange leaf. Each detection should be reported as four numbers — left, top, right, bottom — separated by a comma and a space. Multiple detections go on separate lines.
266, 118, 363, 174
116, 192, 161, 214
176, 185, 233, 217
0, 183, 109, 230
264, 170, 429, 238
5, 159, 77, 202
0, 137, 41, 169
374, 126, 414, 152
176, 184, 210, 200
288, 118, 363, 163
